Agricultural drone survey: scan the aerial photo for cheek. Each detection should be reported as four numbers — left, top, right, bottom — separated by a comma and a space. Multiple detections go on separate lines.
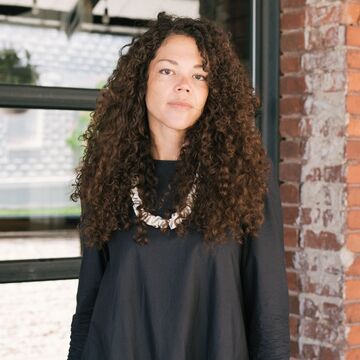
198, 87, 209, 108
146, 82, 161, 110
146, 78, 170, 107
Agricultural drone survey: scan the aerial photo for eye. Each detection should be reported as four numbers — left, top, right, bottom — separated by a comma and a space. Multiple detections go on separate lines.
193, 74, 207, 81
159, 68, 174, 75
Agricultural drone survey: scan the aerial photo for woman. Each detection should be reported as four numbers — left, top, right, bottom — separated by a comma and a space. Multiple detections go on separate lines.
67, 11, 290, 360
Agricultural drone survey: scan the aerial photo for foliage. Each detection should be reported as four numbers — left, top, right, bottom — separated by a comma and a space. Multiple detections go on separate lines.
66, 80, 106, 162
0, 48, 39, 85
66, 111, 91, 161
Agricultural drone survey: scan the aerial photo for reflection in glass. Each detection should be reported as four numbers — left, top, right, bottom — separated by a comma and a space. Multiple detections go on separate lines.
0, 108, 87, 219
0, 22, 132, 88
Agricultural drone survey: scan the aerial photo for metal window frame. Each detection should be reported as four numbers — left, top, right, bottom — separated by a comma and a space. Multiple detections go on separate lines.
0, 257, 81, 283
251, 0, 280, 176
0, 84, 99, 283
0, 1, 280, 283
0, 84, 99, 110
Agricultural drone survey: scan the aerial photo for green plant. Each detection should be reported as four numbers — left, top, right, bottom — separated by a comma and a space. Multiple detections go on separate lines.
0, 48, 39, 85
66, 81, 106, 163
66, 111, 91, 162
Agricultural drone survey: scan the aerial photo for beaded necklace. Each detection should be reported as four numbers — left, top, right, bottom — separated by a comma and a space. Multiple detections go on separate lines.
130, 180, 197, 230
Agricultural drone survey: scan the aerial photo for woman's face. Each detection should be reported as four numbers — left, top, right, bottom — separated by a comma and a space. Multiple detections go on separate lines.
145, 34, 209, 134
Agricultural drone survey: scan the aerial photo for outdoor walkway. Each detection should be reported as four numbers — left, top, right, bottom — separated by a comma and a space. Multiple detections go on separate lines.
0, 232, 80, 360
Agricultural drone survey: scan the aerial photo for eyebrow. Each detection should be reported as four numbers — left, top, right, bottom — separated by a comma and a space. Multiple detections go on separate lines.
156, 58, 206, 70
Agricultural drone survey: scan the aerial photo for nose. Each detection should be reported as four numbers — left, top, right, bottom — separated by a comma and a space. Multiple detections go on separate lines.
175, 76, 191, 93
176, 86, 190, 93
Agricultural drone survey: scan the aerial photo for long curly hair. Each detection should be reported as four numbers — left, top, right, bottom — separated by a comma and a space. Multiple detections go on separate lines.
70, 11, 270, 250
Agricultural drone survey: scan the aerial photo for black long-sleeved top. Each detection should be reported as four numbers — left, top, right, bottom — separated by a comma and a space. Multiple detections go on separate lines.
67, 159, 290, 360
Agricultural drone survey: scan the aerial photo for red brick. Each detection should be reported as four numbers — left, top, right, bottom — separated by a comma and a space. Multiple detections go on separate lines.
284, 227, 299, 247
348, 71, 360, 92
280, 76, 306, 95
342, 3, 360, 26
289, 315, 299, 337
285, 250, 296, 268
280, 117, 301, 137
346, 254, 360, 276
280, 162, 301, 181
347, 50, 360, 69
280, 139, 303, 159
347, 140, 360, 160
280, 183, 299, 204
283, 205, 299, 225
300, 207, 312, 225
348, 95, 360, 115
281, 0, 305, 9
281, 31, 305, 52
346, 279, 360, 300
281, 10, 305, 30
348, 164, 360, 183
287, 271, 299, 292
348, 211, 360, 230
348, 187, 360, 206
346, 348, 360, 360
280, 55, 301, 74
347, 325, 360, 346
304, 230, 341, 251
347, 26, 360, 47
290, 340, 299, 358
319, 347, 341, 360
289, 294, 299, 315
347, 116, 360, 136
347, 233, 360, 252
280, 96, 304, 115
346, 303, 360, 323
306, 5, 341, 27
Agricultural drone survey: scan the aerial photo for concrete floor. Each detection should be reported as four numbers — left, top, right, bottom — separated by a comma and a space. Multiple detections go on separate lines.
0, 233, 80, 360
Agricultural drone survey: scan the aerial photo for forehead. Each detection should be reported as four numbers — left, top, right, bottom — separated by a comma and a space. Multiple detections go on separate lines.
153, 34, 204, 61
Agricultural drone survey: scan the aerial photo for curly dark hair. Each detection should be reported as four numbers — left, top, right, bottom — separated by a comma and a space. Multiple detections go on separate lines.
70, 11, 270, 250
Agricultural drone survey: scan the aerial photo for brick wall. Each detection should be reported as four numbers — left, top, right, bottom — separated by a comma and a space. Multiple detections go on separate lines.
280, 1, 360, 358
345, 2, 360, 358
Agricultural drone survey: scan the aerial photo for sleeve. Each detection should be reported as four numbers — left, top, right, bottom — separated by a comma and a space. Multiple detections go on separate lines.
240, 160, 290, 359
67, 204, 107, 360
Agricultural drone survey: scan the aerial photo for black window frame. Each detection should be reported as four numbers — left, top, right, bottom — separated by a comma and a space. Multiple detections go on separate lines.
0, 0, 279, 283
0, 84, 99, 283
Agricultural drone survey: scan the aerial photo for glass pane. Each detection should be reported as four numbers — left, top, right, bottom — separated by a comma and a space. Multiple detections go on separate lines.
0, 107, 86, 259
0, 22, 131, 88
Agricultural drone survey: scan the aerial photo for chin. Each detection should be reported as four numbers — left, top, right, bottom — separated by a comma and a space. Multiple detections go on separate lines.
162, 117, 198, 131
165, 122, 196, 131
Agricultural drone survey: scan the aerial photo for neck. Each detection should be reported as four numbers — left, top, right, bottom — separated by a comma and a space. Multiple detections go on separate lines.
150, 128, 185, 161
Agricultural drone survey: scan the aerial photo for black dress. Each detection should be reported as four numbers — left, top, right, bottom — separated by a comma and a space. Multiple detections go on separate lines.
67, 160, 290, 360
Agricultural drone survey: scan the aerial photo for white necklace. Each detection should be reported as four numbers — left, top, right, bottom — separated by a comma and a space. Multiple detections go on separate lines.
130, 181, 197, 230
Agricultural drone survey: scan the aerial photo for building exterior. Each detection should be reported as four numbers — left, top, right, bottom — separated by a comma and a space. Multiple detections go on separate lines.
280, 1, 360, 358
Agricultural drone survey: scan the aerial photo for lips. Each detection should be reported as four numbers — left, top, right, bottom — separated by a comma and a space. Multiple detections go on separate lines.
167, 101, 193, 109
